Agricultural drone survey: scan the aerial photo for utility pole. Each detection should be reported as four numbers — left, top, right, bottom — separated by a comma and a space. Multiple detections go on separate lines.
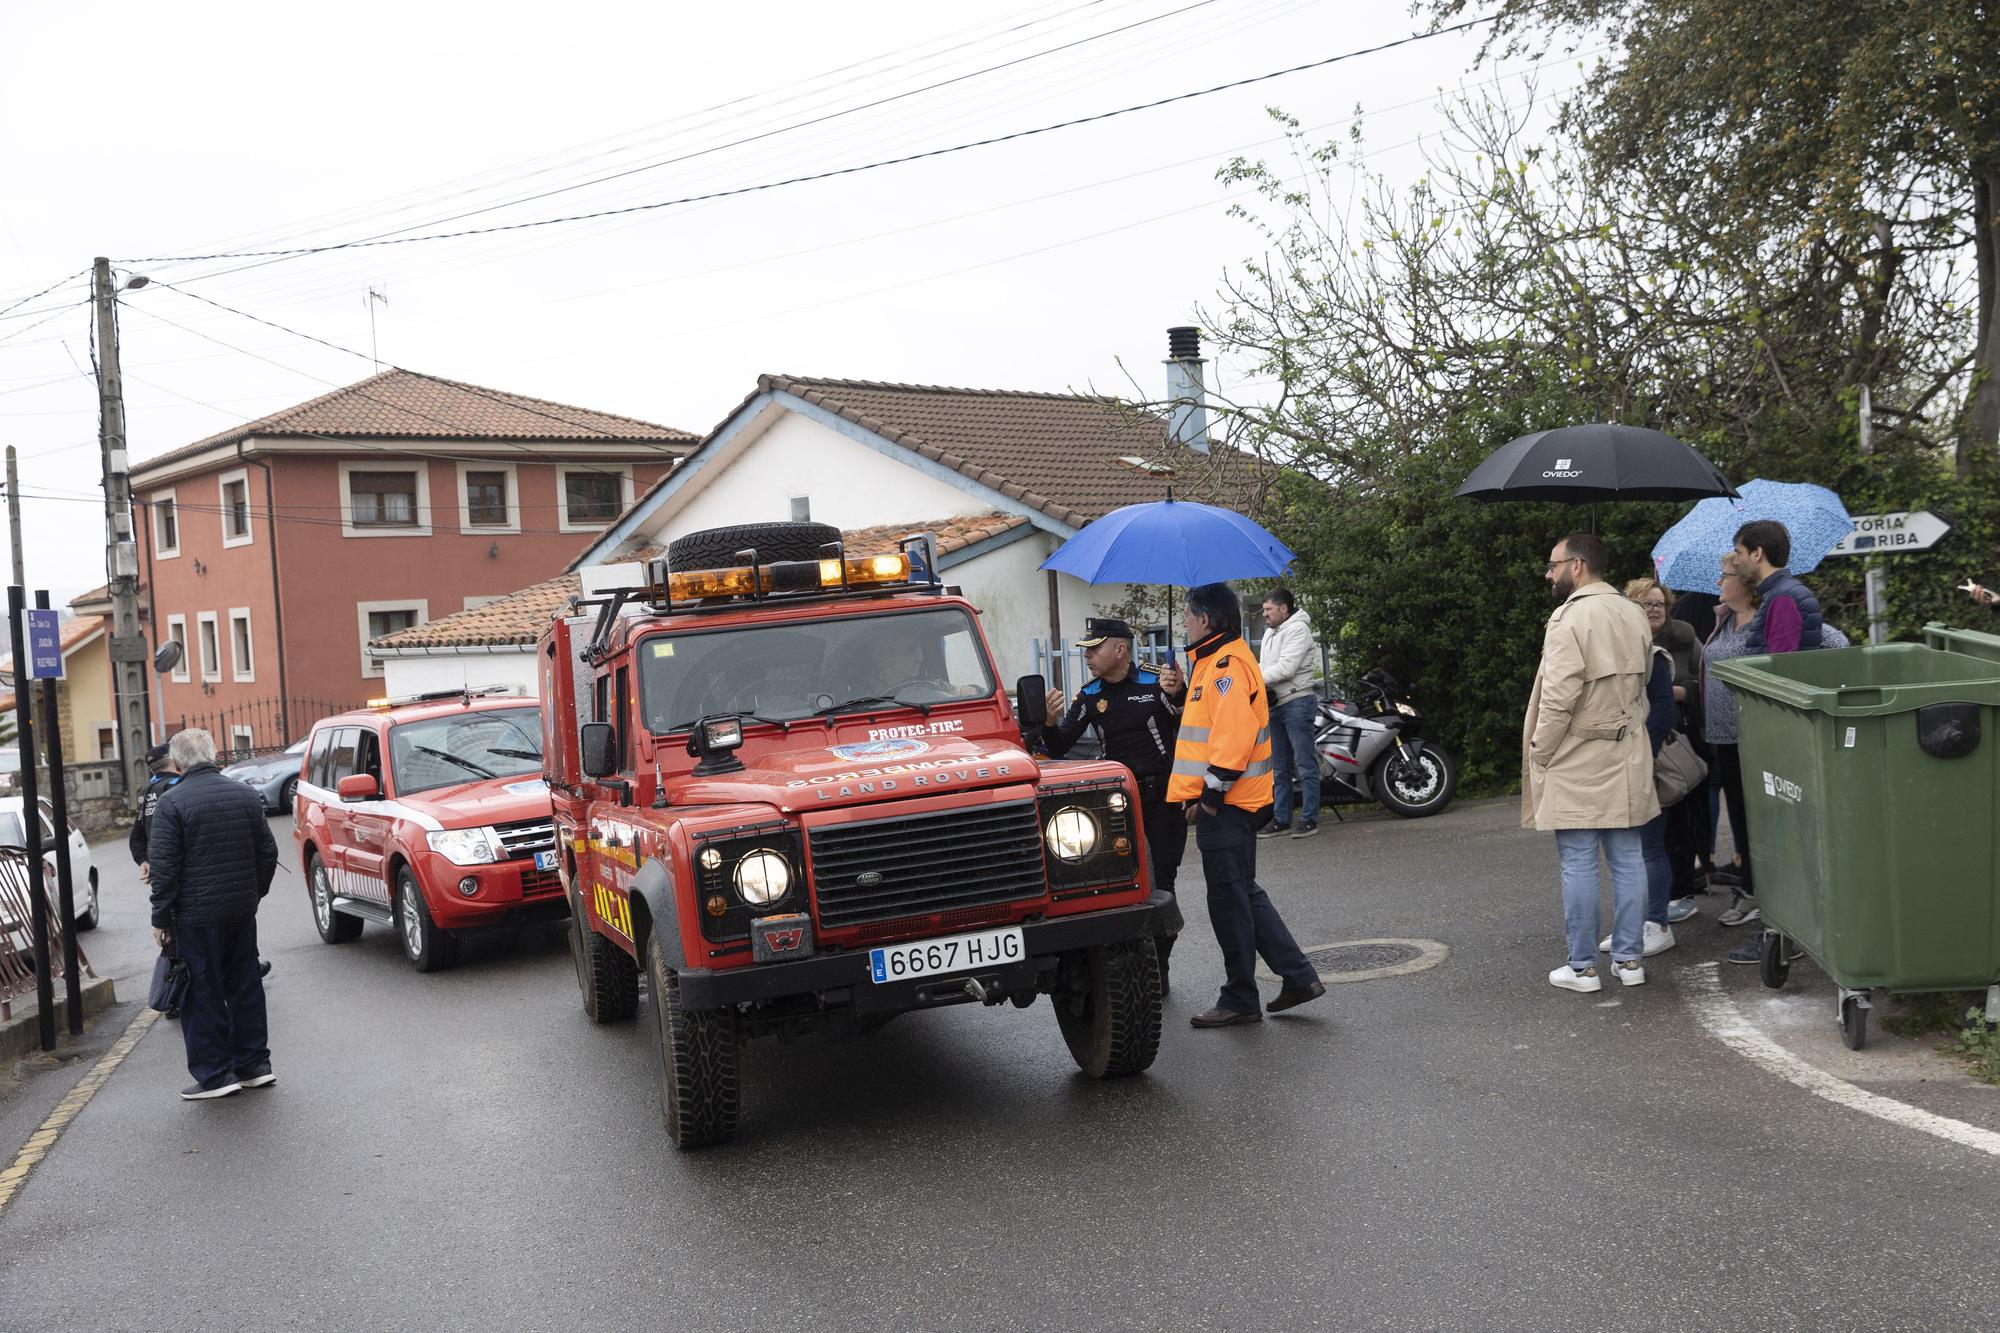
6, 445, 23, 588
93, 258, 151, 805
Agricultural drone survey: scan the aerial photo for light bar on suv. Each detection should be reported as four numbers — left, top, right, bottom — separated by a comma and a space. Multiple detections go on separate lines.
655, 552, 910, 603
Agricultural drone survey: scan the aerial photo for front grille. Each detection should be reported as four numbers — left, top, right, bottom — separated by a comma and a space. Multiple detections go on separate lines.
520, 866, 562, 898
494, 817, 556, 862
808, 801, 1045, 929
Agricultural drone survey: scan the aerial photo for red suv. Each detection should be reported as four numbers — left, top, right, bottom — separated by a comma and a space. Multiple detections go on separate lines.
294, 690, 561, 971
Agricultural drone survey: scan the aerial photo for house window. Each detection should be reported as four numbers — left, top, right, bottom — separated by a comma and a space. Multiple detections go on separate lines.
229, 608, 255, 682
356, 599, 428, 678
349, 470, 420, 527
152, 492, 179, 557
219, 469, 252, 547
166, 615, 190, 682
558, 465, 631, 531
196, 613, 221, 681
465, 471, 508, 526
229, 725, 255, 758
95, 725, 117, 761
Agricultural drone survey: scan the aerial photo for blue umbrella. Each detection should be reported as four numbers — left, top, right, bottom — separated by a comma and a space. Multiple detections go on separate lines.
1039, 498, 1295, 587
1650, 479, 1855, 592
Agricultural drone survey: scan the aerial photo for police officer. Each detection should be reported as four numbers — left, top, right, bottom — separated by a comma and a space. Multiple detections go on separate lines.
1168, 583, 1323, 1028
129, 742, 181, 881
1040, 617, 1187, 993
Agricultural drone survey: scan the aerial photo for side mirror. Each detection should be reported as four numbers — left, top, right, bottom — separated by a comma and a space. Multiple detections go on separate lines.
580, 722, 618, 779
336, 773, 378, 802
1015, 675, 1047, 728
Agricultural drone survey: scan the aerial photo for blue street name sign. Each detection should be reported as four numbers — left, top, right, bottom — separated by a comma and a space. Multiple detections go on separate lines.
24, 609, 64, 681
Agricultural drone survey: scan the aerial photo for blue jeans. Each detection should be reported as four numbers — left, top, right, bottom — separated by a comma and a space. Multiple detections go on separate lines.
1268, 693, 1320, 827
1555, 827, 1646, 970
1640, 812, 1670, 926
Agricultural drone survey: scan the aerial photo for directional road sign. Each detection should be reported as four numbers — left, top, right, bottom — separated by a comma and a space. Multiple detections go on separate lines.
1828, 510, 1951, 556
24, 609, 63, 680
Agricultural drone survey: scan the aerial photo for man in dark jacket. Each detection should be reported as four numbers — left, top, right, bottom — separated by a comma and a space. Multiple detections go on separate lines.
149, 729, 279, 1100
1733, 520, 1824, 653
129, 742, 181, 876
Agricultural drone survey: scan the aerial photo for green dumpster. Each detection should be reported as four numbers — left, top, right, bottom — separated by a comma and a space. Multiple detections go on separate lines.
1713, 641, 2000, 1049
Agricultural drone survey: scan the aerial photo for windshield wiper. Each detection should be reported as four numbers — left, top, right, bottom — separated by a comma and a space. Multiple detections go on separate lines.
663, 709, 793, 734
813, 693, 931, 720
486, 747, 542, 760
411, 745, 496, 779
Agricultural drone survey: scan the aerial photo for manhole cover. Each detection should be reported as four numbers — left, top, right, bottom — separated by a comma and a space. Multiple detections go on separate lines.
1257, 937, 1449, 985
1306, 942, 1421, 973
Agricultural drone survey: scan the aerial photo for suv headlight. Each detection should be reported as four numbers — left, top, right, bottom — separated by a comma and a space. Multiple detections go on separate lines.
734, 848, 791, 905
1044, 806, 1100, 862
427, 827, 501, 866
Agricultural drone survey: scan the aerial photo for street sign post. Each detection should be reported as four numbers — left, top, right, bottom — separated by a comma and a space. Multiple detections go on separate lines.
1828, 511, 1953, 645
1828, 511, 1951, 556
23, 608, 63, 680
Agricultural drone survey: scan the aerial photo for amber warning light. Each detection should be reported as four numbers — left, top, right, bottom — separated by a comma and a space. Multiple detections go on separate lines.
659, 552, 910, 602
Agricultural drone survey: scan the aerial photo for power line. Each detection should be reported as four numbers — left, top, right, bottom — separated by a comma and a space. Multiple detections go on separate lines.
0, 269, 88, 321
118, 18, 1497, 270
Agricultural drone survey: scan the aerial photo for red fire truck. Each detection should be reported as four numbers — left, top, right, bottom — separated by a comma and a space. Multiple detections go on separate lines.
542, 521, 1173, 1147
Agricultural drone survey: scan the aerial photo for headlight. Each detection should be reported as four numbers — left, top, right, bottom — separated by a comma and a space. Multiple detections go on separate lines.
427, 827, 501, 866
1395, 701, 1419, 717
1044, 806, 1100, 862
733, 849, 791, 905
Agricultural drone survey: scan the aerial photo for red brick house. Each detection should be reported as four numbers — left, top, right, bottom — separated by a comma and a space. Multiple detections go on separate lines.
130, 369, 694, 750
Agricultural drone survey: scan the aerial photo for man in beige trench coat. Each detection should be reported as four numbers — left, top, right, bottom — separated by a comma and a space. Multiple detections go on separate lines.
1523, 532, 1661, 994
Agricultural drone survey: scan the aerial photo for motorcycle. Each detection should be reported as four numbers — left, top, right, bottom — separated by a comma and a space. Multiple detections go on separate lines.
1314, 668, 1457, 818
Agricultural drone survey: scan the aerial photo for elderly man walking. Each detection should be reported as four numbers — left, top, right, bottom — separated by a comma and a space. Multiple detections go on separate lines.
1525, 534, 1661, 993
149, 728, 280, 1100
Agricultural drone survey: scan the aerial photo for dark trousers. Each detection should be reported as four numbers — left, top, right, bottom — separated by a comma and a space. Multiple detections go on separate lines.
1683, 733, 1717, 870
1196, 804, 1316, 1013
1141, 800, 1188, 974
1712, 742, 1753, 888
176, 914, 270, 1087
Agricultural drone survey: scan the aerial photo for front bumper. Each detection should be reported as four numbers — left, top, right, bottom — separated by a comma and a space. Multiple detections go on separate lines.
424, 854, 568, 928
675, 891, 1172, 1012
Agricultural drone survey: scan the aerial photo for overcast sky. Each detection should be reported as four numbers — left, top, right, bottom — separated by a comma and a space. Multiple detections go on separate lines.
1, 0, 1580, 607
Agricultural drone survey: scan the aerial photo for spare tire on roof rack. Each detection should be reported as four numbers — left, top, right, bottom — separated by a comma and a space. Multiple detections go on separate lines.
665, 522, 844, 573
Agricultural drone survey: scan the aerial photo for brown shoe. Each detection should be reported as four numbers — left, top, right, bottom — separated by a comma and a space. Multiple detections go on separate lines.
1267, 980, 1326, 1013
1190, 1006, 1262, 1028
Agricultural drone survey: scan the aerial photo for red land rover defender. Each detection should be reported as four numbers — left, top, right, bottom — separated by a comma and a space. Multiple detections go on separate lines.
294, 691, 562, 971
544, 521, 1173, 1147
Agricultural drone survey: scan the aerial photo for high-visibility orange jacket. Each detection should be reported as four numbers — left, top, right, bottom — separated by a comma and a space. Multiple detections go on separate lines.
1166, 632, 1274, 811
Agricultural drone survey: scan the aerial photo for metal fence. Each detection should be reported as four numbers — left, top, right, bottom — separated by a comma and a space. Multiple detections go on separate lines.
167, 696, 359, 761
0, 847, 90, 1021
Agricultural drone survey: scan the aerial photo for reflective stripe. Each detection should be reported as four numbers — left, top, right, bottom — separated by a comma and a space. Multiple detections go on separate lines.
1178, 725, 1211, 743
1255, 727, 1270, 745
1243, 758, 1274, 778
1171, 758, 1209, 777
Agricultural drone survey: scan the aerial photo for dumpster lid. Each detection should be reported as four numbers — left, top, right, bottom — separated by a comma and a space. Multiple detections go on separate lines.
1713, 643, 2000, 716
1922, 622, 2000, 664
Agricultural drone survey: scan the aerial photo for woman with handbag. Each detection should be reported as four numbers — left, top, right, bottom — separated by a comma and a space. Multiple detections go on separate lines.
1629, 579, 1711, 922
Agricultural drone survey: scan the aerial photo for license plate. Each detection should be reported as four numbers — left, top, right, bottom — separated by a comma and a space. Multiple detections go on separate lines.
869, 926, 1024, 984
534, 850, 559, 871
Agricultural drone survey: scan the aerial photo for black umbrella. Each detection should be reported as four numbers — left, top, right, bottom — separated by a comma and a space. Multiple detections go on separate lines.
1454, 423, 1737, 503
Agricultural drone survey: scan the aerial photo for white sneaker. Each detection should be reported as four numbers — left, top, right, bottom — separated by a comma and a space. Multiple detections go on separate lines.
1613, 960, 1646, 986
1597, 922, 1677, 956
1548, 964, 1602, 993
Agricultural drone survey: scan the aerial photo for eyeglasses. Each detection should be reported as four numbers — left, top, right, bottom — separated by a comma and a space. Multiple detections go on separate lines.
1543, 557, 1579, 572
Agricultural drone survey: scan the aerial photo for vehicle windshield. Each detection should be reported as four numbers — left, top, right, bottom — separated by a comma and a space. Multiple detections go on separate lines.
639, 607, 995, 732
0, 812, 24, 847
388, 707, 543, 795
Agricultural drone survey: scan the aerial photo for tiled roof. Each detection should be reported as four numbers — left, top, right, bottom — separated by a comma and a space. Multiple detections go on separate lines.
377, 515, 1030, 651
760, 375, 1268, 527
132, 369, 698, 477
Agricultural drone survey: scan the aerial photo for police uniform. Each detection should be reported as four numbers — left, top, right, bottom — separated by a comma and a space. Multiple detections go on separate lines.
1040, 618, 1186, 984
1169, 624, 1321, 1021
129, 744, 182, 868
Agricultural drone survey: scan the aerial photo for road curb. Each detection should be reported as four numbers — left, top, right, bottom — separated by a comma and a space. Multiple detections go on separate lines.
0, 977, 119, 1064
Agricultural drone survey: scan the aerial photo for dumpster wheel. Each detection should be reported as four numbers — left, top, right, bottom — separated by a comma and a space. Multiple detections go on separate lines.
1840, 992, 1871, 1051
1759, 931, 1790, 990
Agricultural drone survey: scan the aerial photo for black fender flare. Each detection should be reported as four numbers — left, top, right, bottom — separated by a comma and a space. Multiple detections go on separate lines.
626, 859, 681, 972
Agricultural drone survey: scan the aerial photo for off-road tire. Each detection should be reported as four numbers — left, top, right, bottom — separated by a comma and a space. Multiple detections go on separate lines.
572, 887, 639, 1023
648, 936, 739, 1148
396, 864, 458, 973
1373, 741, 1457, 818
1055, 939, 1163, 1078
308, 852, 363, 944
667, 521, 843, 572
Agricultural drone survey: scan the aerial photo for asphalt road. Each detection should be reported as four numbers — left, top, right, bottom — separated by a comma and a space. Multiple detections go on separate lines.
3, 804, 1998, 1331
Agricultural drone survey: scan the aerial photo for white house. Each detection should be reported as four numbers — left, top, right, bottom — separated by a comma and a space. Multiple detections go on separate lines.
372, 329, 1271, 691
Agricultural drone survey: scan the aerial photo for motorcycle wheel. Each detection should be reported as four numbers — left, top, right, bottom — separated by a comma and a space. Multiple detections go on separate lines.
1372, 742, 1456, 818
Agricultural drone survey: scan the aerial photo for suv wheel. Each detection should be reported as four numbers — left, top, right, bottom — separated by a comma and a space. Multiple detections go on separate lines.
308, 852, 363, 944
571, 886, 638, 1023
76, 867, 100, 931
648, 936, 738, 1148
396, 864, 457, 973
1055, 939, 1163, 1078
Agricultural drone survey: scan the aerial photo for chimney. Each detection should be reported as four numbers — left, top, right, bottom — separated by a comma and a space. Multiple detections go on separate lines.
1163, 325, 1209, 454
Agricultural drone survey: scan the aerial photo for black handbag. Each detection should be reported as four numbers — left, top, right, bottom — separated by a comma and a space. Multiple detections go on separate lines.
148, 949, 188, 1014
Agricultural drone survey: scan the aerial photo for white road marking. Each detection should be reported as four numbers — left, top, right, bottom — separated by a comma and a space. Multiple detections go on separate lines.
1685, 963, 2000, 1160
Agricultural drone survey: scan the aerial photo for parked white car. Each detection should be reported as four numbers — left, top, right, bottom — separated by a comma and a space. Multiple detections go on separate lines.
0, 795, 98, 929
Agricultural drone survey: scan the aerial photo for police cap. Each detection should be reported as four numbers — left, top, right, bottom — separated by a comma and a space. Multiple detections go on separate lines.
1074, 617, 1133, 648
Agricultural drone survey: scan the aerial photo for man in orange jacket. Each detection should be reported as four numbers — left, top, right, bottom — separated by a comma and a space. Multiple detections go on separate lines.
1168, 582, 1325, 1027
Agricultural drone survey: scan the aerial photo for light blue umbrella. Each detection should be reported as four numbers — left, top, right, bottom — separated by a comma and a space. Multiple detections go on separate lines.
1039, 497, 1295, 587
1650, 479, 1855, 592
